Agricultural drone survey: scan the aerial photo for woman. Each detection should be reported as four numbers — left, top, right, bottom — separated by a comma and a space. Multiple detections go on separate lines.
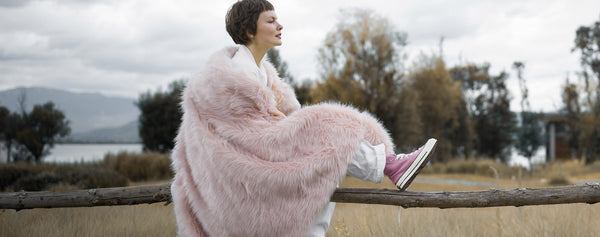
170, 0, 436, 236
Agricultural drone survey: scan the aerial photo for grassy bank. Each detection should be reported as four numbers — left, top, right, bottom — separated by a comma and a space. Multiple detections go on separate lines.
0, 152, 172, 192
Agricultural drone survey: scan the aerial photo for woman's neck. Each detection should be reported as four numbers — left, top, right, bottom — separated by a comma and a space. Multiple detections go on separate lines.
245, 44, 269, 67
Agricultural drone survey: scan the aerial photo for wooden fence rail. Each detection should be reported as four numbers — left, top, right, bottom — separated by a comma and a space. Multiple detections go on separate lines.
1, 183, 599, 210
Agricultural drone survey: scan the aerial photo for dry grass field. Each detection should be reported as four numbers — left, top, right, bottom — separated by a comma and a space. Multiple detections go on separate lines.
327, 175, 600, 237
1, 171, 600, 236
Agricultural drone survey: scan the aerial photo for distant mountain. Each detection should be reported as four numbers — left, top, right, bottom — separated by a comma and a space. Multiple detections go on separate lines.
0, 87, 140, 142
61, 120, 140, 143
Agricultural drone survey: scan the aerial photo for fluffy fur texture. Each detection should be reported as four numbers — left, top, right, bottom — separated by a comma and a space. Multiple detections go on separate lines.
171, 46, 394, 236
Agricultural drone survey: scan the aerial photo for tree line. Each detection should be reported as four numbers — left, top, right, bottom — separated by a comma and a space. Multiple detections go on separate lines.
130, 10, 600, 165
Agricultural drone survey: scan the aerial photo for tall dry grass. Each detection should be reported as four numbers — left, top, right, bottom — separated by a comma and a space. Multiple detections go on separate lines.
327, 202, 600, 237
0, 203, 176, 237
325, 176, 600, 237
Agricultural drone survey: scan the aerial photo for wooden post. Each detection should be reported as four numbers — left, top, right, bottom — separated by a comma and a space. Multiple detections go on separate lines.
1, 183, 599, 210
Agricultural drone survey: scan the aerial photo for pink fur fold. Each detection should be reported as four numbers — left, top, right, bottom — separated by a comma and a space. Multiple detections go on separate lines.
170, 46, 394, 236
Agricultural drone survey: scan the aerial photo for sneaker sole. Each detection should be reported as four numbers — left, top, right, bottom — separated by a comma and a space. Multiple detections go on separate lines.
396, 138, 437, 191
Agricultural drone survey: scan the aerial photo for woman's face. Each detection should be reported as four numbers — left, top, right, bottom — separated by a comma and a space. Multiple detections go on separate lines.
248, 10, 283, 49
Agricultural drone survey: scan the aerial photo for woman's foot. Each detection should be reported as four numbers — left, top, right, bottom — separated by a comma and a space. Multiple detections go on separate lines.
384, 138, 437, 191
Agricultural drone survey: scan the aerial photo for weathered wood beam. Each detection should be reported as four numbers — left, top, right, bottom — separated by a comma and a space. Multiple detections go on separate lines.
1, 183, 599, 210
332, 183, 600, 208
0, 184, 171, 210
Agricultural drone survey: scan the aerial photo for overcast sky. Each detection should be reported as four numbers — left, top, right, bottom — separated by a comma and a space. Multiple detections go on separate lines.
1, 0, 599, 112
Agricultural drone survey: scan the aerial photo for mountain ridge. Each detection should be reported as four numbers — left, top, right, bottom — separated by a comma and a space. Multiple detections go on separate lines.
60, 120, 141, 143
0, 86, 140, 143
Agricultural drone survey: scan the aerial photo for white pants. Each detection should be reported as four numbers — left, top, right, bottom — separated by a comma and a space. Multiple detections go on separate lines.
305, 140, 387, 237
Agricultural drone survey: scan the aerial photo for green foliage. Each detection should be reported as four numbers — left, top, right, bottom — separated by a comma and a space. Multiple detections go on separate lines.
267, 48, 294, 84
0, 106, 8, 138
1, 102, 71, 163
473, 73, 516, 162
568, 17, 600, 164
515, 112, 544, 161
0, 106, 9, 162
104, 151, 173, 181
450, 64, 517, 162
137, 80, 185, 153
292, 79, 314, 106
0, 111, 21, 163
267, 48, 314, 105
511, 61, 544, 164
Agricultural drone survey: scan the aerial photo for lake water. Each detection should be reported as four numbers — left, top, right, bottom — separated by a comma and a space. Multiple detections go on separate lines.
44, 143, 143, 163
4, 143, 546, 168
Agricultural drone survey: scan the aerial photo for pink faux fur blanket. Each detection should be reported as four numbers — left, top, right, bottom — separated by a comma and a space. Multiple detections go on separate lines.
170, 46, 394, 236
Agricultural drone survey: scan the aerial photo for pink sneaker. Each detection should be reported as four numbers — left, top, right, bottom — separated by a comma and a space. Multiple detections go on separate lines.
384, 138, 437, 191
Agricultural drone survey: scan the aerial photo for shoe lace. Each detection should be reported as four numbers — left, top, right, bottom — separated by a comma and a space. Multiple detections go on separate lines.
393, 148, 421, 161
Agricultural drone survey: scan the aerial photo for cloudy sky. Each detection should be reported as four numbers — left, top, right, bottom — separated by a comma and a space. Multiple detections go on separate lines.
1, 0, 599, 112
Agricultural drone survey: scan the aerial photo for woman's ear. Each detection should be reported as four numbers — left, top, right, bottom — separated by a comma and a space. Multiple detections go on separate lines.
246, 30, 254, 42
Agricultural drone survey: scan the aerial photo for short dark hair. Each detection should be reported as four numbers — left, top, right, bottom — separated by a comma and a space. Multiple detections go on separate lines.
225, 0, 274, 45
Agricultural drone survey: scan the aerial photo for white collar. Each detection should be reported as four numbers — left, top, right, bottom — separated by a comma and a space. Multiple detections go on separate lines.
232, 45, 269, 87
237, 45, 266, 68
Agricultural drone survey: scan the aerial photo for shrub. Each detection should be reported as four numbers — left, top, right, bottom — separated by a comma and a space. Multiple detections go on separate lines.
586, 160, 600, 173
2, 162, 128, 192
12, 172, 60, 191
0, 165, 32, 191
1, 152, 172, 192
54, 165, 128, 189
104, 152, 173, 181
548, 173, 572, 186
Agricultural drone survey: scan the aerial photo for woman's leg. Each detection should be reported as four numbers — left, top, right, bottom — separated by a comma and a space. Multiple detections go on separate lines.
305, 202, 336, 237
346, 140, 387, 183
348, 139, 437, 191
306, 139, 437, 236
306, 141, 385, 237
